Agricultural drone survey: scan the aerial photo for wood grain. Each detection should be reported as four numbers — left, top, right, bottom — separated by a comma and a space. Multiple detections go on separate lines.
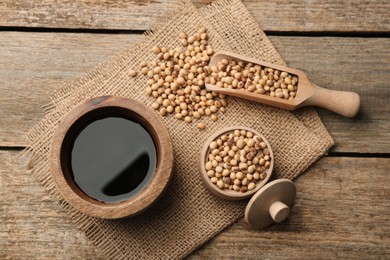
190, 156, 390, 258
270, 36, 390, 154
2, 151, 388, 258
0, 32, 138, 147
0, 32, 388, 152
0, 151, 105, 259
0, 0, 389, 32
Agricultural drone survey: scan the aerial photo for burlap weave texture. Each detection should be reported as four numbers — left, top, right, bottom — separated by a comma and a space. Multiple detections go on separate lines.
26, 0, 334, 259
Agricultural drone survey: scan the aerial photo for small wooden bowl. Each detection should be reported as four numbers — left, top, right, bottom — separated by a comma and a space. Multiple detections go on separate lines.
50, 96, 173, 219
199, 126, 273, 201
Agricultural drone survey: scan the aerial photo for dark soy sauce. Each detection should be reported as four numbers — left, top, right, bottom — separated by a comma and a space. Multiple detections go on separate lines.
70, 117, 157, 203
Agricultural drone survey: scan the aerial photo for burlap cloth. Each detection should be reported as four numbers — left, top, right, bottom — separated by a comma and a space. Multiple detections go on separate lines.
26, 0, 334, 258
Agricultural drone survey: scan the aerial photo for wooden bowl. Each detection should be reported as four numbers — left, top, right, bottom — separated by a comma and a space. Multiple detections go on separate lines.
50, 96, 173, 219
199, 126, 274, 201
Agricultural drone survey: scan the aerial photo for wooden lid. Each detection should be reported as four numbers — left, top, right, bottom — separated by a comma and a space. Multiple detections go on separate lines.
245, 179, 296, 229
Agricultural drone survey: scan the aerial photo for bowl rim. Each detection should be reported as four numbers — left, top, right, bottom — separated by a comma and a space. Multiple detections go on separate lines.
50, 95, 173, 219
199, 126, 273, 201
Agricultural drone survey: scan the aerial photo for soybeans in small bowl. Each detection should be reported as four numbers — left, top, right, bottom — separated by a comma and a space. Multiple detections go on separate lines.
199, 126, 273, 200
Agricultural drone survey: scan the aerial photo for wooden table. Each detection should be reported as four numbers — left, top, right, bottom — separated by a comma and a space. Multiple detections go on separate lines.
1, 0, 389, 258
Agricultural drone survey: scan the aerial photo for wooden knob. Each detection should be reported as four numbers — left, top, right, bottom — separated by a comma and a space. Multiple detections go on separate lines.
269, 201, 290, 223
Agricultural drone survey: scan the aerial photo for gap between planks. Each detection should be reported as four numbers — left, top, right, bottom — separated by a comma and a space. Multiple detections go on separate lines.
0, 145, 388, 158
1, 26, 390, 38
0, 0, 389, 32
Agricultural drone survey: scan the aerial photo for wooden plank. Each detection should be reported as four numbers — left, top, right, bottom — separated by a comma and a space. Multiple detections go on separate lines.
190, 156, 390, 258
0, 150, 104, 259
1, 32, 388, 152
0, 0, 389, 32
0, 32, 139, 147
269, 36, 390, 153
1, 151, 389, 258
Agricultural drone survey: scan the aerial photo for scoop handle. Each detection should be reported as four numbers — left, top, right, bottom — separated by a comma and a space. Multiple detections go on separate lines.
302, 84, 361, 118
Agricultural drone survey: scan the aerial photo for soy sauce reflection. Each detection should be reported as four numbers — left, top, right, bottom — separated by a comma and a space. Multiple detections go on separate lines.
102, 152, 149, 196
70, 117, 157, 203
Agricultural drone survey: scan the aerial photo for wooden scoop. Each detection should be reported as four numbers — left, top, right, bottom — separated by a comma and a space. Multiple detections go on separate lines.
206, 51, 360, 118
